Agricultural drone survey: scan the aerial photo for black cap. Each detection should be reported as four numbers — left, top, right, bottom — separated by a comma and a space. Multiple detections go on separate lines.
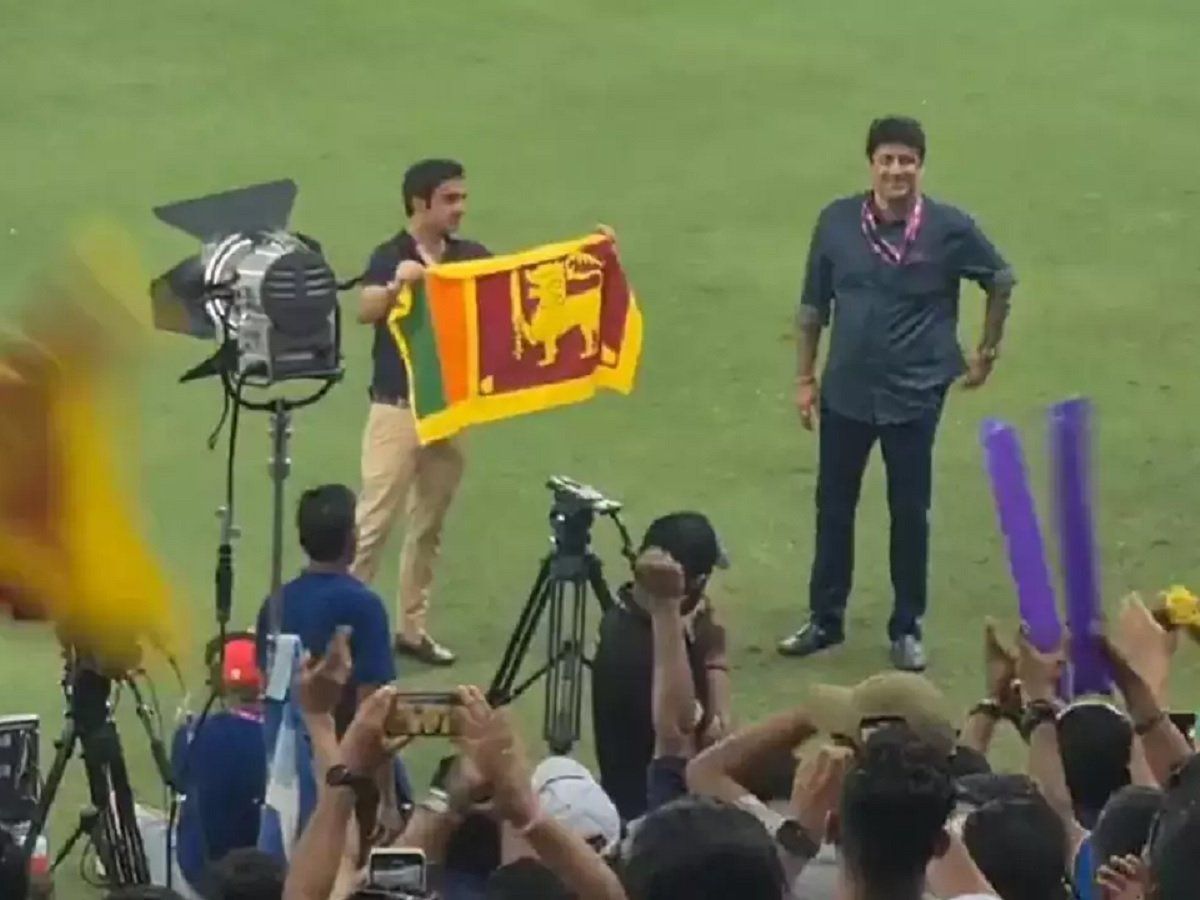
640, 512, 729, 581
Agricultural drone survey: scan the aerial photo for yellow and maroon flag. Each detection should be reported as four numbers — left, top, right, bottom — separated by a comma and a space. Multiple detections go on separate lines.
0, 223, 183, 668
388, 233, 643, 444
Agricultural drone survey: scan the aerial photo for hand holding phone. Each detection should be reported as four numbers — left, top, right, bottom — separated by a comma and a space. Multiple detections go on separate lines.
368, 847, 426, 894
385, 692, 462, 738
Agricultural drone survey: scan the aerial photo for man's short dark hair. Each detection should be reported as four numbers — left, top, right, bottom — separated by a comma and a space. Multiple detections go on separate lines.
640, 512, 723, 585
1057, 702, 1132, 827
622, 795, 784, 900
838, 723, 955, 889
865, 116, 927, 161
1148, 754, 1200, 899
486, 858, 572, 899
403, 158, 465, 215
296, 483, 356, 563
0, 826, 29, 900
962, 795, 1069, 900
203, 846, 285, 900
1092, 785, 1163, 865
955, 772, 1039, 809
444, 812, 501, 878
949, 745, 992, 779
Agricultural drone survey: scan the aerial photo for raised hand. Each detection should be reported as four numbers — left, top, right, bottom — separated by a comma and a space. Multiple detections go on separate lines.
984, 618, 1020, 718
594, 223, 617, 245
634, 547, 687, 611
1114, 592, 1177, 702
1096, 853, 1147, 900
297, 626, 352, 718
1015, 625, 1066, 702
454, 686, 539, 828
338, 686, 410, 777
790, 743, 853, 842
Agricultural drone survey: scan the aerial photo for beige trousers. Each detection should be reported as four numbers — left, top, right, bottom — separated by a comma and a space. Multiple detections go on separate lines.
350, 403, 465, 642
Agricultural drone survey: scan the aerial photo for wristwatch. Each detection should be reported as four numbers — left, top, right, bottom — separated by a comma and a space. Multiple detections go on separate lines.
775, 819, 821, 859
977, 345, 1000, 362
325, 764, 374, 795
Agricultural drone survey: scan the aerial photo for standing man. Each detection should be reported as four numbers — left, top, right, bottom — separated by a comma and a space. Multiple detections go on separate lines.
352, 159, 489, 666
778, 117, 1015, 671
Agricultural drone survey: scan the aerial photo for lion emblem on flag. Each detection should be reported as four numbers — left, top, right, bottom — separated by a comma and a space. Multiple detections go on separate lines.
511, 251, 604, 366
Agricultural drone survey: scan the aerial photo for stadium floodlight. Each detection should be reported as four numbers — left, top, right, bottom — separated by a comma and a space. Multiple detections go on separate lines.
149, 179, 343, 387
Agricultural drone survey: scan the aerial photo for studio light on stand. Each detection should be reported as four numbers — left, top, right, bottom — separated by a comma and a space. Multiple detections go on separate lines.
149, 178, 350, 642
147, 179, 355, 889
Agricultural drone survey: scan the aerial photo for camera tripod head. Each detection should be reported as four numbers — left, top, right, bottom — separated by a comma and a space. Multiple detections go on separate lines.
545, 476, 633, 564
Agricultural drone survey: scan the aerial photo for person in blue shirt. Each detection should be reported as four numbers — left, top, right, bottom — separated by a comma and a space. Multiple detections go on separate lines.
254, 483, 407, 859
170, 634, 267, 894
255, 483, 397, 731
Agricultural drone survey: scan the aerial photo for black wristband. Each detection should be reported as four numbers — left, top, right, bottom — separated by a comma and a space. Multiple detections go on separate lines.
969, 699, 1004, 721
1020, 699, 1060, 741
1134, 710, 1167, 736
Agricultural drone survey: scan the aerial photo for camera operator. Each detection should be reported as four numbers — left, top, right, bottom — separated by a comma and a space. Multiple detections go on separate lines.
591, 512, 730, 821
350, 159, 490, 668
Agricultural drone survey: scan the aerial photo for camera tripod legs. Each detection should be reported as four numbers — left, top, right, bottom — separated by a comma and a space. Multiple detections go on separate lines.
22, 675, 151, 887
487, 552, 616, 754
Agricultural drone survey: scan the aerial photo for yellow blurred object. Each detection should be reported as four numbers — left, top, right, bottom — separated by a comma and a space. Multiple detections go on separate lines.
1160, 585, 1200, 628
0, 223, 184, 666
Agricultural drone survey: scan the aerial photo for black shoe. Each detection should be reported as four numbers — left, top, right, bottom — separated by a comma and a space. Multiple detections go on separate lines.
777, 622, 843, 658
890, 635, 927, 672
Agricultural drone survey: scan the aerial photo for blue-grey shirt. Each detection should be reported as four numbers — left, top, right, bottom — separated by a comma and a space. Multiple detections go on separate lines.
799, 193, 1015, 424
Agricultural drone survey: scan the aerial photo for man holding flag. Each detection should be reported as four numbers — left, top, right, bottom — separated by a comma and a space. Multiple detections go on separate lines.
778, 116, 1016, 671
351, 159, 489, 667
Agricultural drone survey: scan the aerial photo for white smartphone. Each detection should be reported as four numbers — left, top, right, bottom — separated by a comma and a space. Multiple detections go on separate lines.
368, 847, 427, 894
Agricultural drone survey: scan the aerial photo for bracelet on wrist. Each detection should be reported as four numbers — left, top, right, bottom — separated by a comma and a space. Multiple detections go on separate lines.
1134, 710, 1167, 736
419, 788, 450, 816
1019, 698, 1060, 741
969, 698, 1004, 721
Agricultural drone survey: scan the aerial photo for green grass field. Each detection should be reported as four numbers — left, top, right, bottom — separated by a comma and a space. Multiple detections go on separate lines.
3, 1, 1199, 895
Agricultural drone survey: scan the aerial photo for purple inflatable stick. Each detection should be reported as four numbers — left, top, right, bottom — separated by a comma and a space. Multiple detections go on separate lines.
1049, 397, 1112, 697
981, 419, 1062, 652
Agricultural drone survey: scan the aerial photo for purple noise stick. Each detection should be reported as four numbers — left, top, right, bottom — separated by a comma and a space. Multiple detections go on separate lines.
981, 419, 1062, 652
1049, 398, 1112, 697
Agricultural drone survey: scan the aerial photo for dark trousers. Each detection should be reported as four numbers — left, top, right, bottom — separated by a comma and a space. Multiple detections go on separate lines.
808, 397, 945, 640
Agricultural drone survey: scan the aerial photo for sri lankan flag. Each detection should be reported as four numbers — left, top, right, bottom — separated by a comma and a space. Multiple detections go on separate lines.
388, 233, 642, 444
0, 223, 183, 668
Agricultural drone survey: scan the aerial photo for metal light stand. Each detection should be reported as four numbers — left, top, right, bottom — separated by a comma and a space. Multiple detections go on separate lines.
267, 400, 292, 621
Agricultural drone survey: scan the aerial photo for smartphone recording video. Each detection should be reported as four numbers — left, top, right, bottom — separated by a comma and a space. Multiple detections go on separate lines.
368, 847, 427, 894
385, 692, 462, 738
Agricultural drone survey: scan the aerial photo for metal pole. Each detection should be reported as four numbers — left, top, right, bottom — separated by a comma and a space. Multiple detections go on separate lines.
267, 401, 292, 634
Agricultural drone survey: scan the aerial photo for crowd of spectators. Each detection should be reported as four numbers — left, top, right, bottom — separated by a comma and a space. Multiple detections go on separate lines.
3, 486, 1198, 900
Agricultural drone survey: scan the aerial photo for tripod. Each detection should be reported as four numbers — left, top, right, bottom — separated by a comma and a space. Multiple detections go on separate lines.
22, 652, 173, 887
488, 478, 633, 754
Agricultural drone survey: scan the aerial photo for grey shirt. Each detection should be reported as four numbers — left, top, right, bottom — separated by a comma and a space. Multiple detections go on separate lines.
799, 193, 1015, 424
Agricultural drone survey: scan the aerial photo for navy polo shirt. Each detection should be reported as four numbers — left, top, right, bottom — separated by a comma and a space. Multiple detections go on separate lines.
255, 571, 396, 698
362, 231, 490, 401
799, 193, 1015, 424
